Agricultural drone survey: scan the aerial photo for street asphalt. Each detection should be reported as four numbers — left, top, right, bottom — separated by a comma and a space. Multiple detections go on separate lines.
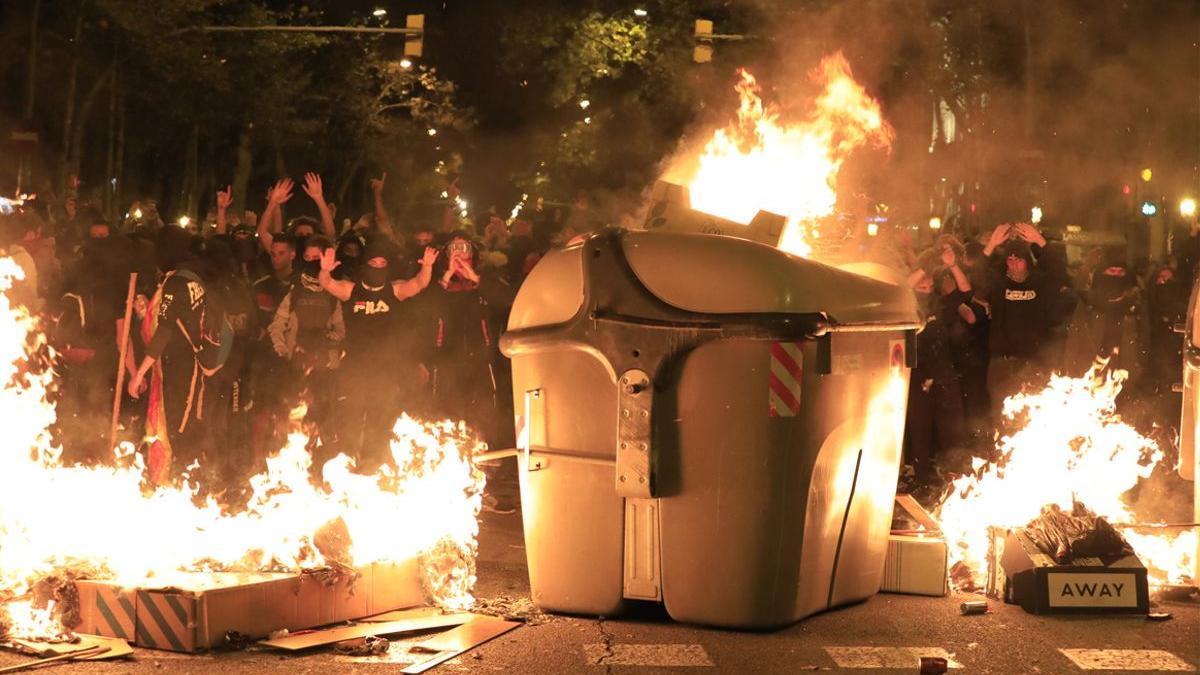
2, 467, 1196, 674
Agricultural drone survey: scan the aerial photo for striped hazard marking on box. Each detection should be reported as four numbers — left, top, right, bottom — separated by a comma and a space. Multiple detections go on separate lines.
136, 590, 194, 652
86, 585, 136, 641
1059, 649, 1195, 671
769, 341, 803, 417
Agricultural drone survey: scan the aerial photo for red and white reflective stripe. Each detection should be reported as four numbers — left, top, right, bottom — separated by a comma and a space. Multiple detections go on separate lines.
769, 341, 803, 417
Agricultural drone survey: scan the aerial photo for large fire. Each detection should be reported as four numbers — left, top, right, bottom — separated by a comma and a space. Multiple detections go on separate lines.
0, 258, 486, 638
938, 364, 1197, 588
667, 52, 893, 257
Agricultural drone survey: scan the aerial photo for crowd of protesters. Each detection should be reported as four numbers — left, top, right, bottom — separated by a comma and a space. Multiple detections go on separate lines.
891, 218, 1195, 496
0, 174, 577, 497
1, 182, 1196, 502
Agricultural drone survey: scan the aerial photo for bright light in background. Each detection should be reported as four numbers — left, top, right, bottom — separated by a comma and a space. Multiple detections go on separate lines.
928, 216, 942, 230
633, 8, 647, 16
177, 215, 190, 228
579, 99, 590, 110
1141, 167, 1153, 182
372, 8, 387, 17
866, 222, 879, 237
399, 58, 413, 69
1065, 224, 1082, 233
583, 116, 592, 125
1141, 201, 1158, 217
427, 128, 437, 136
1030, 205, 1043, 224
133, 208, 143, 219
1180, 197, 1197, 218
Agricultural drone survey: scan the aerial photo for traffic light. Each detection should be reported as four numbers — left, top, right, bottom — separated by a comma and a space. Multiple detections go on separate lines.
404, 14, 424, 57
1141, 201, 1158, 217
694, 19, 713, 63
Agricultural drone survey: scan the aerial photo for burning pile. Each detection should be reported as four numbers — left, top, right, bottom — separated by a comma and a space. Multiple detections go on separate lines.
937, 364, 1196, 589
0, 258, 487, 639
665, 52, 893, 258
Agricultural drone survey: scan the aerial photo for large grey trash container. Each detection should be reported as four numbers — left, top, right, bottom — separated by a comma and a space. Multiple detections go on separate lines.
500, 228, 920, 628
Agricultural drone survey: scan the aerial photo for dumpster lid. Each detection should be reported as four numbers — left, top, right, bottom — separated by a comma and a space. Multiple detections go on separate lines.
509, 230, 918, 331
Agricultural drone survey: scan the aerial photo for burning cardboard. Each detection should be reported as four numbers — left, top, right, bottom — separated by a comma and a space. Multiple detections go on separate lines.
989, 528, 1149, 614
71, 562, 424, 653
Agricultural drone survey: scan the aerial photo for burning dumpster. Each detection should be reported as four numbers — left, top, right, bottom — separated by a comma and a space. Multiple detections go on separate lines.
500, 227, 920, 629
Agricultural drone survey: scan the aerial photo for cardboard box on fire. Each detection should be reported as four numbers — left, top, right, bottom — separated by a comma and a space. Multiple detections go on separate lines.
73, 560, 425, 652
987, 528, 1149, 614
880, 494, 949, 597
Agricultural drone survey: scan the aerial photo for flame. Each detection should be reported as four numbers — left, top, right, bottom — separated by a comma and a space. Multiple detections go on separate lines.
937, 364, 1196, 588
0, 258, 486, 638
669, 52, 892, 257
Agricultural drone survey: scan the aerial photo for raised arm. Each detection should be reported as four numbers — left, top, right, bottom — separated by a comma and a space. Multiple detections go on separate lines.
371, 173, 395, 238
318, 247, 354, 302
982, 223, 1011, 258
302, 172, 336, 238
393, 247, 439, 301
941, 244, 971, 293
1013, 222, 1047, 249
258, 178, 293, 253
215, 185, 232, 236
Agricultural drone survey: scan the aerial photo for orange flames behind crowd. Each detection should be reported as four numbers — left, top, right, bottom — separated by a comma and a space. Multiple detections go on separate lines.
937, 364, 1197, 588
0, 259, 487, 638
667, 52, 893, 258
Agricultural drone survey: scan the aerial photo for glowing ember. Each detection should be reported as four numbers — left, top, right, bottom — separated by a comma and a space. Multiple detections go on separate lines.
667, 52, 892, 258
0, 258, 486, 639
938, 364, 1197, 589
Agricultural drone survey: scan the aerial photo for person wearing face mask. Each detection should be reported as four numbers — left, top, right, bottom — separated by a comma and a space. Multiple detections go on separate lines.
333, 232, 365, 282
1065, 248, 1141, 380
268, 236, 343, 452
428, 232, 516, 453
982, 223, 1050, 426
320, 237, 438, 469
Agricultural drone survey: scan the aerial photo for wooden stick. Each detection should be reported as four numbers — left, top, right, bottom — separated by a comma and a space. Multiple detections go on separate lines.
109, 272, 138, 453
0, 645, 108, 674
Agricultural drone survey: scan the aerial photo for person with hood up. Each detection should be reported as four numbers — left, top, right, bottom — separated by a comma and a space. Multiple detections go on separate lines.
320, 236, 438, 469
1065, 248, 1142, 379
982, 222, 1050, 424
127, 227, 228, 484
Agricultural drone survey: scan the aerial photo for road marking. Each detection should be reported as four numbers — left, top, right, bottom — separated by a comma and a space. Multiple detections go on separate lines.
825, 647, 962, 669
583, 643, 713, 667
1059, 649, 1195, 671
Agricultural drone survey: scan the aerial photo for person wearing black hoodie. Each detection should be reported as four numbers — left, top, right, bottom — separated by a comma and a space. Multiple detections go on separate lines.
127, 227, 226, 484
982, 223, 1050, 424
53, 222, 133, 463
319, 236, 438, 469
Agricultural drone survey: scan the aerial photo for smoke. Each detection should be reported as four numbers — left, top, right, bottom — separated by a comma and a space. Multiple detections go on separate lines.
650, 0, 1199, 240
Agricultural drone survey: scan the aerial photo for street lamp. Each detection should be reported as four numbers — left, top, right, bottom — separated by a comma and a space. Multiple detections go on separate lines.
866, 223, 879, 237
399, 58, 413, 69
1141, 168, 1153, 183
1031, 206, 1043, 225
178, 215, 191, 228
928, 216, 942, 230
634, 8, 647, 17
1181, 198, 1197, 218
372, 8, 387, 17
